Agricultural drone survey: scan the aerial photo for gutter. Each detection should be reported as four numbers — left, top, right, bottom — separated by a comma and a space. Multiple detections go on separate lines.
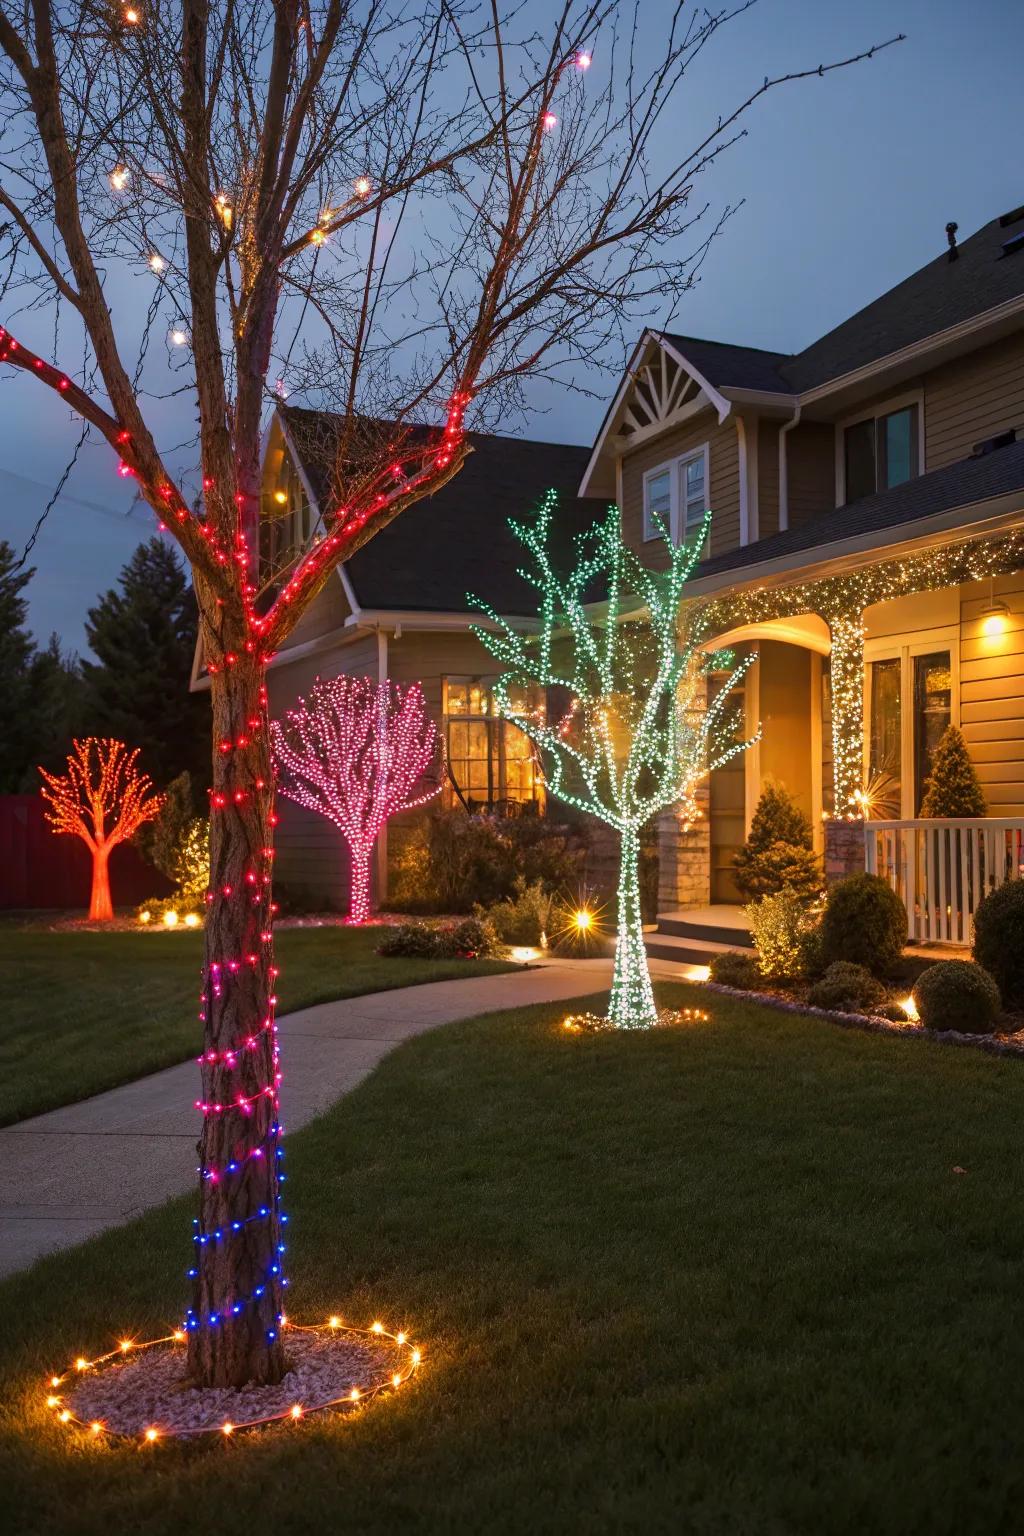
682, 488, 1024, 599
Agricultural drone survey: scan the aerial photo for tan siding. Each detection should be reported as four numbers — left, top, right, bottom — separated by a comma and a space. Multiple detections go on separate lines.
757, 418, 779, 538
785, 420, 834, 527
959, 573, 1024, 816
619, 410, 740, 562
926, 330, 1024, 470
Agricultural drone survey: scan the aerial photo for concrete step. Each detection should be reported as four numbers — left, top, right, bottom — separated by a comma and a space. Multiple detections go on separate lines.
644, 931, 750, 967
655, 914, 754, 949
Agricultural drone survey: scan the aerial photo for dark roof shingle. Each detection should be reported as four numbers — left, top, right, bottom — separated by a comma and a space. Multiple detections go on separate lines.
280, 406, 604, 615
665, 211, 1024, 396
695, 438, 1024, 582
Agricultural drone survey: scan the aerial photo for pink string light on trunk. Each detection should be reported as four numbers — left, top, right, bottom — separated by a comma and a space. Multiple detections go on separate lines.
271, 676, 442, 924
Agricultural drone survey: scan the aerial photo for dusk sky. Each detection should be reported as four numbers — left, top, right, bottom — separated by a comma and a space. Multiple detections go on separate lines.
3, 0, 1022, 652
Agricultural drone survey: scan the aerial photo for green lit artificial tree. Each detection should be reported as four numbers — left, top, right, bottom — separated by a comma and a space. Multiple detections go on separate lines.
920, 724, 987, 818
472, 493, 755, 1030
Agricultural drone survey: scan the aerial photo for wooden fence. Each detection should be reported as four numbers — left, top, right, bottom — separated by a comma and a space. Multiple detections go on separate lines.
0, 795, 169, 911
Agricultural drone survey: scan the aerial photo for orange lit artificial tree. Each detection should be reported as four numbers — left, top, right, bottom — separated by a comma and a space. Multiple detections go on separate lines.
39, 738, 163, 921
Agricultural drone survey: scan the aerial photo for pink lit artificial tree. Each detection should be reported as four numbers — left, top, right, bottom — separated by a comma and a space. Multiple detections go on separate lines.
272, 677, 441, 924
39, 738, 163, 921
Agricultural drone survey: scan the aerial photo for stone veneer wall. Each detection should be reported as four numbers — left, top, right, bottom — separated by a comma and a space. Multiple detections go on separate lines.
823, 818, 865, 886
656, 805, 711, 911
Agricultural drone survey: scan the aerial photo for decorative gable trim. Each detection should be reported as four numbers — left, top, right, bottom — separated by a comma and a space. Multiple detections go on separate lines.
579, 330, 731, 498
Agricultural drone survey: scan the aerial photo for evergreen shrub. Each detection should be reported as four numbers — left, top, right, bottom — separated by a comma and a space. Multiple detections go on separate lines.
912, 960, 1001, 1034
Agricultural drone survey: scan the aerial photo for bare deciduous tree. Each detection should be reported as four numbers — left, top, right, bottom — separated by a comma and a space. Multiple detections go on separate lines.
0, 0, 899, 1388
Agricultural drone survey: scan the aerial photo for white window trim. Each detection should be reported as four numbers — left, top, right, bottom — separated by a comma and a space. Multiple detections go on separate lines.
835, 389, 925, 507
863, 621, 959, 818
642, 443, 710, 544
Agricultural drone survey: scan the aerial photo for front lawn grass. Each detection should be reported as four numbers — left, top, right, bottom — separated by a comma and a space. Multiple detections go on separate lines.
0, 926, 512, 1125
2, 981, 1023, 1534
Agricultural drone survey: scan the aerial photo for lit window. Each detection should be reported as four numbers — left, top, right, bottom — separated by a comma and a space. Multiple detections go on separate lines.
914, 652, 951, 813
843, 404, 919, 503
642, 447, 708, 545
444, 680, 544, 813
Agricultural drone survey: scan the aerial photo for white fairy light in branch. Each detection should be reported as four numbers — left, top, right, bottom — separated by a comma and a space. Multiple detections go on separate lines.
123, 6, 140, 22
575, 51, 592, 69
109, 165, 130, 192
148, 253, 166, 274
169, 326, 188, 347
542, 112, 558, 132
472, 493, 755, 1031
353, 176, 372, 199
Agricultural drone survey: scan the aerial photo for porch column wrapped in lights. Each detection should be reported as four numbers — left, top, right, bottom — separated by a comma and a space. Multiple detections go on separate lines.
823, 609, 866, 814
697, 526, 1024, 815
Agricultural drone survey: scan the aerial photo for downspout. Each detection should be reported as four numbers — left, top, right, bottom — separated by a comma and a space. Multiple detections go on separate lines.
778, 402, 802, 532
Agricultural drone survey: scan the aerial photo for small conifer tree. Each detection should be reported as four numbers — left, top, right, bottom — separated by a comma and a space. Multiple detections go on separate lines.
919, 725, 986, 818
733, 782, 821, 902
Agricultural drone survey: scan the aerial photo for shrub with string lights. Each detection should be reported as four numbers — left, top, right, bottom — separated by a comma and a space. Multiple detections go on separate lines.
271, 676, 442, 924
39, 738, 163, 920
472, 493, 756, 1030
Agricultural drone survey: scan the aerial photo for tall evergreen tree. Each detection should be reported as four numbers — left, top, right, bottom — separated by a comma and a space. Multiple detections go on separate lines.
30, 634, 85, 783
0, 542, 46, 790
81, 539, 210, 792
920, 724, 987, 817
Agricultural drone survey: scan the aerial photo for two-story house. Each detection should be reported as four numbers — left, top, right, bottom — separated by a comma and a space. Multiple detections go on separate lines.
580, 204, 1024, 941
201, 203, 1024, 939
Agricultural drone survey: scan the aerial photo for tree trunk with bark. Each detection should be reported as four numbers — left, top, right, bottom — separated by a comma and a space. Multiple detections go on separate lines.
187, 649, 286, 1388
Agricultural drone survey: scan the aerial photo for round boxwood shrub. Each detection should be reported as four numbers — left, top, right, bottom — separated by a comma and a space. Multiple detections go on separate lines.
819, 873, 907, 977
807, 961, 887, 1014
973, 879, 1024, 1010
912, 959, 1001, 1035
709, 951, 762, 990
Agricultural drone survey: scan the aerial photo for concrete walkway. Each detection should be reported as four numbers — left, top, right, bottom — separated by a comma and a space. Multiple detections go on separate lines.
0, 959, 635, 1279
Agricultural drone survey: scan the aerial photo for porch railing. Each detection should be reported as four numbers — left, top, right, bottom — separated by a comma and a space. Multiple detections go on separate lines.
863, 818, 1024, 946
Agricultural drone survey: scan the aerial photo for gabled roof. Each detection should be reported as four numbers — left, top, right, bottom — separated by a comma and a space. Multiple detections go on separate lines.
690, 437, 1024, 588
658, 334, 793, 393
279, 405, 605, 617
661, 207, 1024, 400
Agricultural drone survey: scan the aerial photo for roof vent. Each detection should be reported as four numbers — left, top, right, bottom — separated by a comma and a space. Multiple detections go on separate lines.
971, 428, 1017, 458
999, 203, 1024, 228
945, 220, 958, 261
1001, 228, 1024, 258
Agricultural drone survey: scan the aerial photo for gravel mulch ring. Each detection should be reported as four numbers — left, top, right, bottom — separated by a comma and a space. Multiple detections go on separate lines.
562, 1005, 710, 1033
703, 981, 1024, 1059
59, 1324, 416, 1439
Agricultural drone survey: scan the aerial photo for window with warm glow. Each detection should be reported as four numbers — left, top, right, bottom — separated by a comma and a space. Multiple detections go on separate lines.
914, 652, 951, 812
260, 459, 313, 579
444, 679, 544, 812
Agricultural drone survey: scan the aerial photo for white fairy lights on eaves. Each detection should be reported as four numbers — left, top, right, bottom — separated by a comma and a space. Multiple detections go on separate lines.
698, 526, 1024, 816
471, 493, 756, 1031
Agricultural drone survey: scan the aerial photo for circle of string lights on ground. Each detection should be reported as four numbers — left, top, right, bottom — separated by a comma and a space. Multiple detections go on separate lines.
562, 1006, 710, 1034
44, 1318, 422, 1442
